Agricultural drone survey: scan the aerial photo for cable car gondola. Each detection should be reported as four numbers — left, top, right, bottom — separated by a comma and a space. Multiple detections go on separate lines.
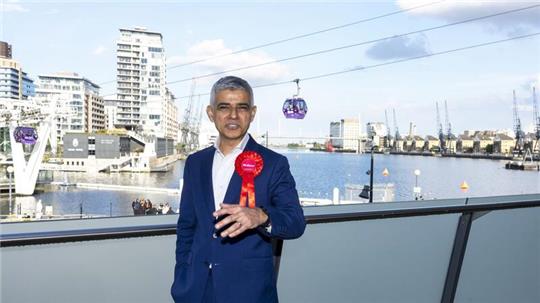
282, 79, 308, 119
14, 126, 38, 145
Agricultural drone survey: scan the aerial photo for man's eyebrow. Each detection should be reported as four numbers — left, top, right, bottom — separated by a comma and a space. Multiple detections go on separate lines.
215, 101, 250, 106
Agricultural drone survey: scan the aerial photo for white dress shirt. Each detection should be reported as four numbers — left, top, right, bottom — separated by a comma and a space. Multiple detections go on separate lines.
211, 133, 250, 212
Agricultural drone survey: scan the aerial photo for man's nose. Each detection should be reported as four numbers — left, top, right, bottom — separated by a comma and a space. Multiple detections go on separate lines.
229, 107, 239, 118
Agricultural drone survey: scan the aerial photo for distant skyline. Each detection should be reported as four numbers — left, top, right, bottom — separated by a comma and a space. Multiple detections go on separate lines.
2, 0, 539, 137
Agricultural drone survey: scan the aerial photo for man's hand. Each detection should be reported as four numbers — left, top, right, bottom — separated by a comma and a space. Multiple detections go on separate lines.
213, 203, 268, 238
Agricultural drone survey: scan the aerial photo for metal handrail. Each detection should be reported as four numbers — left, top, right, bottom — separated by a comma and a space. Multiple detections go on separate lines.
1, 198, 539, 248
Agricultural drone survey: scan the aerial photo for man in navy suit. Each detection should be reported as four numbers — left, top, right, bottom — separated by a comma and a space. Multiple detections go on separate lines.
171, 76, 306, 303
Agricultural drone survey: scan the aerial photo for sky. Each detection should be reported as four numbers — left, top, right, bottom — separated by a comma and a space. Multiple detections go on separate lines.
2, 0, 540, 139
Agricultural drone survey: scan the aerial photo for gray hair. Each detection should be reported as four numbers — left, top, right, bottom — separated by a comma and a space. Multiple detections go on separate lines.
209, 76, 254, 107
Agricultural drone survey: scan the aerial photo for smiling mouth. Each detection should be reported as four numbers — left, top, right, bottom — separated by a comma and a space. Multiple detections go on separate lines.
225, 124, 240, 130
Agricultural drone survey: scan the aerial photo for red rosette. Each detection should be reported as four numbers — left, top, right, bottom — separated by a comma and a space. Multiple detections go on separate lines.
235, 151, 264, 208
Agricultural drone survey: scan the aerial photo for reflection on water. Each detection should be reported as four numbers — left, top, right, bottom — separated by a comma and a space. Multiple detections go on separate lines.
1, 150, 539, 218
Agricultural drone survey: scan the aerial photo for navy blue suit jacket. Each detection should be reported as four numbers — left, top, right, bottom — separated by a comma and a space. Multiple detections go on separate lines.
171, 135, 306, 303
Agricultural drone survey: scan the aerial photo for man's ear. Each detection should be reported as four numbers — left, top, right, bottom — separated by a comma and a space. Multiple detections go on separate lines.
250, 105, 257, 122
206, 105, 214, 122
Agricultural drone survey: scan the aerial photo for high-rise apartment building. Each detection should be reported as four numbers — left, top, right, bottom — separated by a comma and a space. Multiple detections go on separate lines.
0, 41, 35, 100
104, 99, 118, 130
115, 27, 178, 138
329, 121, 342, 148
341, 118, 360, 151
163, 88, 178, 139
35, 72, 104, 142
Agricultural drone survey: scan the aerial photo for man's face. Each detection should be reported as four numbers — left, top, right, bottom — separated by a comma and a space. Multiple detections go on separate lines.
207, 89, 257, 143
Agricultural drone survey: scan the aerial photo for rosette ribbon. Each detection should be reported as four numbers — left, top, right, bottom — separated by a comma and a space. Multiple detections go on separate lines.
235, 151, 264, 208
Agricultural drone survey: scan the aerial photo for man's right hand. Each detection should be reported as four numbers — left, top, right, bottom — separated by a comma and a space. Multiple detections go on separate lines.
213, 203, 268, 238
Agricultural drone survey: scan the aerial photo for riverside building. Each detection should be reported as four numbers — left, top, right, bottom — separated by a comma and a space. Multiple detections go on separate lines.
115, 27, 178, 139
0, 41, 35, 100
34, 72, 104, 143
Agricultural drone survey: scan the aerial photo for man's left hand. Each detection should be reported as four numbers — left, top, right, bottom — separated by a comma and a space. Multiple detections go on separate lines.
213, 203, 268, 238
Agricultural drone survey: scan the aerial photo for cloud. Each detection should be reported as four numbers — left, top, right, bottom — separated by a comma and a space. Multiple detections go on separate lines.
0, 0, 28, 12
93, 45, 107, 55
167, 39, 290, 84
365, 35, 430, 60
397, 0, 540, 35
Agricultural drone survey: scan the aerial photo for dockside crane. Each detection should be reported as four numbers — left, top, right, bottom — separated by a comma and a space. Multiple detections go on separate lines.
436, 101, 446, 153
444, 100, 456, 153
533, 87, 540, 158
392, 108, 402, 152
384, 109, 392, 149
512, 90, 526, 157
180, 79, 196, 153
189, 95, 203, 151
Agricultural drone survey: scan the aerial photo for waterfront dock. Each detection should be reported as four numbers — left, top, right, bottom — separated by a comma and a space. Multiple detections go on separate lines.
50, 182, 181, 195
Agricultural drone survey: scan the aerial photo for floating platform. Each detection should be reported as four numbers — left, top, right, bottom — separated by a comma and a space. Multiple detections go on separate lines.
49, 182, 181, 195
505, 161, 540, 171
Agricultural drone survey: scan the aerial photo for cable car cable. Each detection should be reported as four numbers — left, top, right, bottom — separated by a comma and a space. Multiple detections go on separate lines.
96, 0, 444, 86
164, 4, 540, 86
167, 32, 539, 99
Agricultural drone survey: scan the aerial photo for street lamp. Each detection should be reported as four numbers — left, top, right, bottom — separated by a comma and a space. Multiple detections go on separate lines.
369, 143, 375, 203
360, 139, 376, 203
413, 169, 421, 200
7, 166, 14, 216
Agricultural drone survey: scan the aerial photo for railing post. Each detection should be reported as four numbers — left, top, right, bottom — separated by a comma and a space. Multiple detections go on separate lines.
441, 211, 473, 303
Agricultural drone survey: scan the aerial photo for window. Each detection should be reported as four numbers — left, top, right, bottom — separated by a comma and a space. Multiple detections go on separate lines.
88, 150, 95, 156
88, 138, 95, 144
149, 90, 159, 95
151, 66, 160, 71
148, 47, 162, 52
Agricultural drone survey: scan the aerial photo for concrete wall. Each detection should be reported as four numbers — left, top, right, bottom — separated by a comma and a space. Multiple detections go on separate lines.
94, 134, 120, 159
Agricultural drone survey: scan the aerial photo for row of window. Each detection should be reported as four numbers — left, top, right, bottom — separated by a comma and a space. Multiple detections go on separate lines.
37, 84, 82, 91
40, 78, 82, 85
